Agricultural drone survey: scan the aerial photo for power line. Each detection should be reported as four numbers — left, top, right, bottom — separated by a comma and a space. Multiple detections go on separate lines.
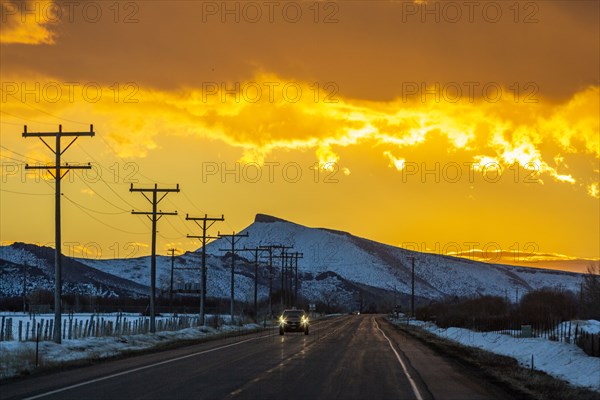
74, 175, 131, 212
182, 191, 202, 211
75, 143, 140, 210
95, 135, 170, 185
0, 88, 88, 126
0, 145, 46, 163
63, 194, 146, 235
0, 119, 26, 127
1, 110, 60, 126
0, 188, 53, 196
0, 154, 29, 163
165, 197, 196, 233
61, 194, 129, 215
162, 213, 187, 237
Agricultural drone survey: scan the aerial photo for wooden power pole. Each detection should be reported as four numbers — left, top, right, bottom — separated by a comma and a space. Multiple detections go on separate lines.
186, 214, 224, 325
259, 245, 278, 317
168, 248, 178, 312
243, 247, 267, 319
218, 231, 249, 323
408, 256, 415, 318
291, 252, 303, 306
130, 183, 180, 333
23, 124, 95, 343
271, 245, 293, 309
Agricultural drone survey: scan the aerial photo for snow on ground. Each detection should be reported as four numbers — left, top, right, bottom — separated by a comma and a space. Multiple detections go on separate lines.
0, 322, 262, 379
391, 319, 600, 392
557, 319, 600, 338
0, 312, 249, 341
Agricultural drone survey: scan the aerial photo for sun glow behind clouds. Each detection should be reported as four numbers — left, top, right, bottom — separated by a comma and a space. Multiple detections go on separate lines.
1, 75, 598, 197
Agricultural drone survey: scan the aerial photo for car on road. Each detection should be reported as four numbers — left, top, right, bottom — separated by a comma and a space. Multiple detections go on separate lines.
278, 309, 309, 335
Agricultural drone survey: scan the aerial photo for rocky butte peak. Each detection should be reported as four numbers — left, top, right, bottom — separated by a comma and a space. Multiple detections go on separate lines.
254, 214, 291, 224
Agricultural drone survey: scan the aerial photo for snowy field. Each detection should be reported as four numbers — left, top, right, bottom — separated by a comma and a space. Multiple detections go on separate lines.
390, 318, 600, 392
0, 321, 264, 379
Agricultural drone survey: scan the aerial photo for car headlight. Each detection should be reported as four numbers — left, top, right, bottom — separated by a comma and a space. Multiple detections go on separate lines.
279, 316, 286, 325
301, 316, 309, 325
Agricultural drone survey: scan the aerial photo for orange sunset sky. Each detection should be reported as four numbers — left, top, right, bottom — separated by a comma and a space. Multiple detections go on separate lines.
0, 0, 598, 272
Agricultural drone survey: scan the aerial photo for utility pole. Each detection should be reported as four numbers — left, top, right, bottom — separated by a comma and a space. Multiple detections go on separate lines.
186, 214, 224, 325
243, 247, 266, 319
408, 256, 415, 318
130, 183, 180, 333
218, 231, 249, 323
259, 245, 276, 317
291, 252, 303, 306
23, 262, 28, 313
168, 248, 178, 313
283, 251, 290, 307
272, 245, 293, 309
23, 124, 95, 344
288, 252, 293, 306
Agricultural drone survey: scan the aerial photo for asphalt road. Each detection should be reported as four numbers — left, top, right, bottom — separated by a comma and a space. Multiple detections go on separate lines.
1, 315, 513, 400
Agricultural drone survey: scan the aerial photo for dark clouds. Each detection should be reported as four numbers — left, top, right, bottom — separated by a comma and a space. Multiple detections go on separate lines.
1, 1, 598, 100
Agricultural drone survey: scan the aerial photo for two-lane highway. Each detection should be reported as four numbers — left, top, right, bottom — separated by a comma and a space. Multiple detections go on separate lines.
1, 315, 513, 400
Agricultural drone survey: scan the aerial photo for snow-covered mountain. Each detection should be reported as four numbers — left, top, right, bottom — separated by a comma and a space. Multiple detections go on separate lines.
202, 214, 584, 302
0, 214, 585, 309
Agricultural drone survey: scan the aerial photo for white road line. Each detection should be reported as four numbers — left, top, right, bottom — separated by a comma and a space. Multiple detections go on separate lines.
24, 317, 346, 400
24, 334, 274, 400
374, 319, 424, 400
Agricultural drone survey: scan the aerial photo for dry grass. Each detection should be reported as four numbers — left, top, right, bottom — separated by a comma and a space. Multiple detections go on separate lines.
388, 321, 600, 400
0, 345, 44, 379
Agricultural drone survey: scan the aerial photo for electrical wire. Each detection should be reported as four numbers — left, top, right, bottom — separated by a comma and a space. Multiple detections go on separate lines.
95, 134, 171, 185
75, 143, 139, 210
1, 110, 59, 126
62, 194, 146, 235
0, 88, 88, 126
62, 194, 129, 215
0, 188, 52, 196
0, 145, 46, 163
75, 174, 131, 212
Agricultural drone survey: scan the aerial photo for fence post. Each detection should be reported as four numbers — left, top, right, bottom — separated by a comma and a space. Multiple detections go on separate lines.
19, 320, 23, 341
35, 322, 41, 367
531, 354, 534, 371
5, 318, 11, 341
0, 316, 5, 341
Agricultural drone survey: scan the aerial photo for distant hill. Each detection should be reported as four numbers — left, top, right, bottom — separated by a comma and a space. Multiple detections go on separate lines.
0, 215, 585, 311
0, 242, 149, 298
